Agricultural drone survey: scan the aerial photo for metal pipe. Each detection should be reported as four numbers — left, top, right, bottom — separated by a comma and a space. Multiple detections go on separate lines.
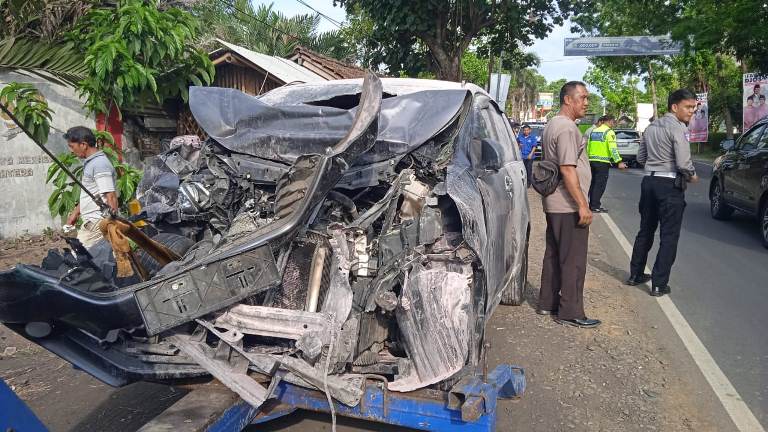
0, 101, 110, 213
306, 246, 328, 313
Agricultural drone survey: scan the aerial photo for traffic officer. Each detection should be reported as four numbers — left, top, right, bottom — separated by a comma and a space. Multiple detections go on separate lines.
587, 114, 626, 212
581, 117, 602, 148
626, 89, 699, 296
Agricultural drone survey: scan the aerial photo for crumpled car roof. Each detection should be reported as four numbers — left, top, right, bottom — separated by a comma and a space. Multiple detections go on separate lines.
188, 79, 473, 165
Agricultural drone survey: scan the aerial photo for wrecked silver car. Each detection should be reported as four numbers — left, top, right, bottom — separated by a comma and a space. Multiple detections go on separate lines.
0, 73, 529, 408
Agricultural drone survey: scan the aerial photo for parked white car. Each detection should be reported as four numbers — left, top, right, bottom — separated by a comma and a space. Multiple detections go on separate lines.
615, 129, 641, 166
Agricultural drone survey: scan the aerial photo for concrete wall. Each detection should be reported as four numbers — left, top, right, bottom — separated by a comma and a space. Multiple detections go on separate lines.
0, 71, 94, 239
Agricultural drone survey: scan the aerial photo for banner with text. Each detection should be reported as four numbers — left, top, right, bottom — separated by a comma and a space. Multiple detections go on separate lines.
564, 36, 682, 56
743, 73, 768, 131
537, 92, 553, 110
686, 93, 708, 143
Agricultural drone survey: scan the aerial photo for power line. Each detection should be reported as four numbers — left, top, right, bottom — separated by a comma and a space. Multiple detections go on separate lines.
294, 0, 343, 29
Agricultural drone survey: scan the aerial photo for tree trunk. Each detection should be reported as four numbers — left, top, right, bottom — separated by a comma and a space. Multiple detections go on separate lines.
723, 106, 734, 139
427, 44, 462, 82
648, 61, 658, 119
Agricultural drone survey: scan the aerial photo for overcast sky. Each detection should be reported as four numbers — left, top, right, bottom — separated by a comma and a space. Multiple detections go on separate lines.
260, 1, 591, 84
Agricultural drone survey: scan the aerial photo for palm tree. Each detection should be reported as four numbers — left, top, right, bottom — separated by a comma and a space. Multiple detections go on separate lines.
0, 0, 91, 86
194, 0, 351, 59
507, 54, 542, 121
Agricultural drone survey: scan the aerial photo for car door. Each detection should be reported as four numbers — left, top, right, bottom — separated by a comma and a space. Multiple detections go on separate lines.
740, 127, 768, 212
470, 95, 529, 312
726, 124, 765, 207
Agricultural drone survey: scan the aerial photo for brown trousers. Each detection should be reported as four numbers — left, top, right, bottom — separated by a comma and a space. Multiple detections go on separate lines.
539, 212, 589, 320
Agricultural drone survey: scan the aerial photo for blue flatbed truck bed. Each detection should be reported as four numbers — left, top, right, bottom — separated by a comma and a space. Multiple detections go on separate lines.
1, 364, 525, 432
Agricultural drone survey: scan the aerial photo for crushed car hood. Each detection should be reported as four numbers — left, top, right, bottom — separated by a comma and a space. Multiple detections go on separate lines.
189, 85, 471, 165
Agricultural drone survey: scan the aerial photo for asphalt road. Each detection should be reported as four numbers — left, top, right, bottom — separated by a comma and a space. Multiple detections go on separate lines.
599, 161, 768, 427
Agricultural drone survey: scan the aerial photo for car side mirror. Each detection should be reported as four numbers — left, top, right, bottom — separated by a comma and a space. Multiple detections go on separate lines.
720, 139, 735, 152
480, 139, 502, 171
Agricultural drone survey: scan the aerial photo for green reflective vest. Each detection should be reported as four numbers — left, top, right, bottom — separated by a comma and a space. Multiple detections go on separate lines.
587, 124, 622, 164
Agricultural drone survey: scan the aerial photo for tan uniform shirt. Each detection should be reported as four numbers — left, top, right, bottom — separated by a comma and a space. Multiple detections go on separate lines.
542, 115, 592, 213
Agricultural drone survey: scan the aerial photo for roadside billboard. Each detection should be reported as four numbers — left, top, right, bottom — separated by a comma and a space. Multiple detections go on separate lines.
743, 73, 768, 131
536, 92, 553, 109
686, 93, 708, 143
564, 36, 682, 56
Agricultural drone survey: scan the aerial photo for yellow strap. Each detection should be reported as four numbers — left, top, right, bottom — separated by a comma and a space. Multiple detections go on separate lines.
99, 219, 135, 278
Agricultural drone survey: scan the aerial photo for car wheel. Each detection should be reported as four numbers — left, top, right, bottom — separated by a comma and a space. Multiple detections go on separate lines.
760, 201, 768, 249
710, 181, 734, 220
501, 238, 528, 306
135, 233, 195, 276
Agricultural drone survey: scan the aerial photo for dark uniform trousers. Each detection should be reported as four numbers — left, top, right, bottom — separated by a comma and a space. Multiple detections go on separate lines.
540, 213, 589, 320
629, 176, 686, 287
523, 158, 533, 186
588, 161, 610, 208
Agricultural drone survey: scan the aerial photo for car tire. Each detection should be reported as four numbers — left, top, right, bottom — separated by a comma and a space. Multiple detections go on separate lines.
710, 181, 734, 220
760, 200, 768, 249
135, 233, 195, 276
501, 237, 528, 306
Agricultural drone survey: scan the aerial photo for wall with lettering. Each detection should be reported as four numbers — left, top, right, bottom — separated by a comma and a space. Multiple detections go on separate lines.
0, 71, 94, 238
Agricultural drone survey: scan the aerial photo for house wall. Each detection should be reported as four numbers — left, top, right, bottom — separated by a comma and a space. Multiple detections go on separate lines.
0, 71, 93, 238
213, 63, 283, 95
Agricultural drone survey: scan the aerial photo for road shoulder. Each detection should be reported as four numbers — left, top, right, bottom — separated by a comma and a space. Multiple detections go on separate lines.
490, 192, 738, 431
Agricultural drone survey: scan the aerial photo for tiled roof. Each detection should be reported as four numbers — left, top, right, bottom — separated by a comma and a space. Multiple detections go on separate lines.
213, 40, 325, 84
289, 46, 366, 80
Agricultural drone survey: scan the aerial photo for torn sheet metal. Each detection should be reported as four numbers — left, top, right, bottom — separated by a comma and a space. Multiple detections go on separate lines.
319, 227, 353, 323
197, 319, 364, 407
169, 332, 269, 408
389, 265, 472, 392
214, 304, 333, 343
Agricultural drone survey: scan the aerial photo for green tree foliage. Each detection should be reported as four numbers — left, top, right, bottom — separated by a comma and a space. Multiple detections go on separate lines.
70, 0, 214, 114
335, 0, 584, 81
583, 66, 650, 117
461, 51, 488, 87
669, 52, 742, 137
194, 0, 351, 59
673, 0, 768, 73
336, 4, 376, 66
574, 0, 747, 135
0, 1, 91, 86
0, 83, 53, 145
508, 68, 546, 120
573, 0, 679, 117
0, 0, 91, 39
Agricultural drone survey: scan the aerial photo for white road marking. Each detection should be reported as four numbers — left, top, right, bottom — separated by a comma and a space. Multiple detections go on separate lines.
600, 212, 765, 432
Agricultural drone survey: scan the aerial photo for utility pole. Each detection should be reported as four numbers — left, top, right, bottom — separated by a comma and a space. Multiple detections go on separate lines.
495, 50, 503, 103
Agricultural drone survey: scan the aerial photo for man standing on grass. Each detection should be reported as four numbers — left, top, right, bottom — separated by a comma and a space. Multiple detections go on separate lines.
538, 81, 601, 329
626, 89, 699, 296
63, 126, 118, 249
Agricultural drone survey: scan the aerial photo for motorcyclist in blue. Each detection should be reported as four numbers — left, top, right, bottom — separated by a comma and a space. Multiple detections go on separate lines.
517, 124, 537, 186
